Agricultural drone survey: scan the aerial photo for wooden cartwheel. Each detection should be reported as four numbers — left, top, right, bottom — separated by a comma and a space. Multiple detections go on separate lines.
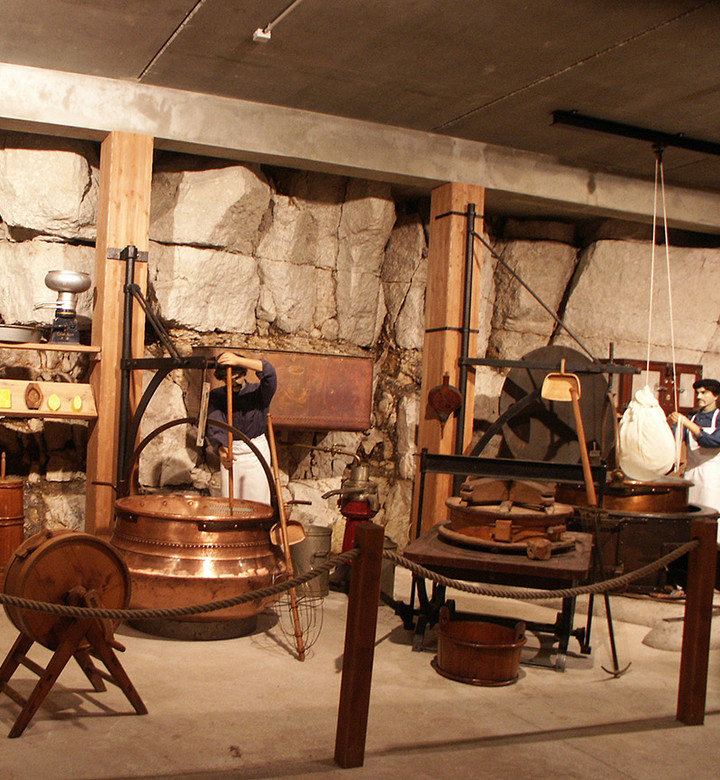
0, 529, 146, 737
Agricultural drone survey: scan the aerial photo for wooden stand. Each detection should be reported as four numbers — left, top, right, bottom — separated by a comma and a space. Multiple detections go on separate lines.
1, 529, 146, 737
0, 588, 147, 738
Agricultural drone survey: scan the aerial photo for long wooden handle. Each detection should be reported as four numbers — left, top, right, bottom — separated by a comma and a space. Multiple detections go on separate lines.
226, 367, 234, 513
267, 414, 306, 661
570, 387, 597, 507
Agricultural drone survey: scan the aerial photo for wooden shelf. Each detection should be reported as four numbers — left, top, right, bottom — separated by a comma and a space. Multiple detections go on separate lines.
0, 379, 97, 420
0, 342, 100, 354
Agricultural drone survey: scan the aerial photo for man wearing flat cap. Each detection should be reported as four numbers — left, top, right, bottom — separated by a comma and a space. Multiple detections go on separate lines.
669, 378, 720, 537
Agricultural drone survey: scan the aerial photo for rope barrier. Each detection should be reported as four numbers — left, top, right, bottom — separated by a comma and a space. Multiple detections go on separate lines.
384, 538, 699, 600
0, 549, 360, 621
0, 538, 699, 620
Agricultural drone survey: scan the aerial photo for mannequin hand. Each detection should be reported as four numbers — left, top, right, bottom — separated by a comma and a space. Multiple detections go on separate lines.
217, 351, 263, 373
217, 352, 245, 368
668, 411, 686, 426
218, 446, 234, 469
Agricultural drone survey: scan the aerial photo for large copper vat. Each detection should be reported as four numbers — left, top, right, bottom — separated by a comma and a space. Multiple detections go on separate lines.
111, 495, 285, 640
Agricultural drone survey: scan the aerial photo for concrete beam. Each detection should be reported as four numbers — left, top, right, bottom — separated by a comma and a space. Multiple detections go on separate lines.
1, 63, 719, 233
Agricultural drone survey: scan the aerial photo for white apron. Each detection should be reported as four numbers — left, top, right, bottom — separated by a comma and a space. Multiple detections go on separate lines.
685, 409, 720, 541
220, 434, 272, 505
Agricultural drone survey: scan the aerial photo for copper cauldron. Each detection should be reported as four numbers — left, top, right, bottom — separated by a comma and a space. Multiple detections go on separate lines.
556, 475, 691, 514
111, 494, 285, 640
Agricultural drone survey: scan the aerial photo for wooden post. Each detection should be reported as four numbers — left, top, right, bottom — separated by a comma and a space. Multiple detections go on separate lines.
677, 516, 718, 725
334, 522, 384, 768
85, 132, 153, 536
412, 182, 485, 536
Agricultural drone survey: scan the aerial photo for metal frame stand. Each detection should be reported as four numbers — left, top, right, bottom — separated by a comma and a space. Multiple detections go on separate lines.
114, 245, 217, 495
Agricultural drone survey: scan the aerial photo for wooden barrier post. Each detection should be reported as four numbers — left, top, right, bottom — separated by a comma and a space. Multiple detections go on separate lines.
334, 522, 384, 769
677, 516, 718, 725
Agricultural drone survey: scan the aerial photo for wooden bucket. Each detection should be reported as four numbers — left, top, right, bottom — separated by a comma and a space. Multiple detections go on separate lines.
432, 607, 526, 686
0, 476, 24, 572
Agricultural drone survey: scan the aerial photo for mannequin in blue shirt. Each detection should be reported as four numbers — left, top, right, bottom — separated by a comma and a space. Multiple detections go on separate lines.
669, 378, 720, 536
207, 351, 277, 504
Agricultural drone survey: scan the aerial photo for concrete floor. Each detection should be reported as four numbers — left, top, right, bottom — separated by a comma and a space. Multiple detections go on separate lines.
1, 570, 719, 780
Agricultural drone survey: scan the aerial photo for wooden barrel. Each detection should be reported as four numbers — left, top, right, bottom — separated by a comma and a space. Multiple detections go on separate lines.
2, 528, 131, 650
0, 476, 24, 572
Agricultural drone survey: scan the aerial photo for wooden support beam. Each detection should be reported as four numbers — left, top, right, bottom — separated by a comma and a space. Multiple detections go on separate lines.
85, 132, 153, 536
413, 182, 485, 536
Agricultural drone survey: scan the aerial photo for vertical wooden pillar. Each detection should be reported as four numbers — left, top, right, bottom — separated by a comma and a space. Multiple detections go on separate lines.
412, 182, 485, 536
85, 132, 153, 536
677, 516, 717, 724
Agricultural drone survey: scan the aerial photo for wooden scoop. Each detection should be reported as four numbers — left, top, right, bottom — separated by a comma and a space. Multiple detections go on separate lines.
428, 373, 462, 433
541, 359, 581, 402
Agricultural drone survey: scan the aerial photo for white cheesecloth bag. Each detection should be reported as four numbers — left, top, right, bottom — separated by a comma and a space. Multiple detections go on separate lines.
617, 384, 676, 481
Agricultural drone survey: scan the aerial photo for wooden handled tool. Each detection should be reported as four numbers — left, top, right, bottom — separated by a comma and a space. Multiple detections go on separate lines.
267, 414, 306, 661
226, 367, 234, 514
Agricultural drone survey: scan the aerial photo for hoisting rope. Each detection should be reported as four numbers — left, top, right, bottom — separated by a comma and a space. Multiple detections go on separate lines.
648, 145, 682, 469
0, 540, 698, 619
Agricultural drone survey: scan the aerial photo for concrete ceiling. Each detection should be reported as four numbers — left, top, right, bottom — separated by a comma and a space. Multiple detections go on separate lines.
1, 0, 719, 200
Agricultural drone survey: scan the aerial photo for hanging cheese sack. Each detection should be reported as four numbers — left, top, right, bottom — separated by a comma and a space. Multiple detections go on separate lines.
617, 384, 676, 481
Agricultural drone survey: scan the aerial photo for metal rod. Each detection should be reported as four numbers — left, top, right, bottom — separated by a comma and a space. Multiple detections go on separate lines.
456, 202, 476, 456
267, 415, 306, 662
128, 285, 182, 361
552, 110, 720, 158
418, 448, 607, 485
116, 245, 138, 489
471, 229, 597, 361
463, 357, 638, 374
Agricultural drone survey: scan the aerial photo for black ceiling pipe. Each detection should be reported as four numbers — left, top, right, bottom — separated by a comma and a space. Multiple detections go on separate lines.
552, 110, 720, 157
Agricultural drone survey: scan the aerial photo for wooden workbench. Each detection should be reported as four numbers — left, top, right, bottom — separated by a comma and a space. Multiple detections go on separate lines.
401, 525, 594, 670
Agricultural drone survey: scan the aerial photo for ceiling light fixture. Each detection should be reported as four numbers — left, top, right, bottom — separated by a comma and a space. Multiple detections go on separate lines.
252, 0, 307, 44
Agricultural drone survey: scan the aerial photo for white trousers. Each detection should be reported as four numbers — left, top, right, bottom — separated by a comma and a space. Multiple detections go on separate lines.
220, 434, 272, 505
686, 438, 720, 542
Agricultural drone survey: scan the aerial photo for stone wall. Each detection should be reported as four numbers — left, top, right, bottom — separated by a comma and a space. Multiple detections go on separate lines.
1, 131, 720, 550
